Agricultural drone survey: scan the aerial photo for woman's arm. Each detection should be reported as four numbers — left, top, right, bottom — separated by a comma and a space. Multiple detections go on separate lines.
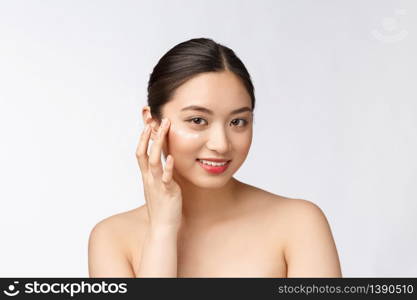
284, 199, 342, 277
136, 225, 179, 277
88, 218, 179, 277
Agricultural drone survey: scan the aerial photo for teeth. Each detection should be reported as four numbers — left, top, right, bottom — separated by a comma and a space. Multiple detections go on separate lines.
198, 159, 228, 166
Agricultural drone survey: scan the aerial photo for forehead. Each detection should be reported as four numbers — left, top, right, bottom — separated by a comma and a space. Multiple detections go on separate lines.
165, 71, 252, 113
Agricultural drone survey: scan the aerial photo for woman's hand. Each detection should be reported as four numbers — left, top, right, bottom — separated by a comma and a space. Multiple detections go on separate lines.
136, 118, 183, 231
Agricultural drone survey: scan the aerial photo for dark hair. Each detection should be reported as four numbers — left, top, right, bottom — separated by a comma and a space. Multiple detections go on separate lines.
147, 38, 255, 122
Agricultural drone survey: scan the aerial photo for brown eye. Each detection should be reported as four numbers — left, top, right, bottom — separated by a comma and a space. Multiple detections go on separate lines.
230, 119, 248, 127
187, 117, 208, 125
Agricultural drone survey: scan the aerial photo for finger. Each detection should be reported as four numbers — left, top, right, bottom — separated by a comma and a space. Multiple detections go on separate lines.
136, 124, 151, 173
149, 118, 170, 178
162, 155, 174, 184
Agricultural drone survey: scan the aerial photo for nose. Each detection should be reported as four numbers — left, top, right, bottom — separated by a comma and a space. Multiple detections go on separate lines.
205, 124, 231, 154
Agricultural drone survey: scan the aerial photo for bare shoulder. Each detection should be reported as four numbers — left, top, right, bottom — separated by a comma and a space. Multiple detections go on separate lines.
242, 183, 335, 242
239, 182, 341, 277
90, 206, 148, 236
88, 205, 150, 277
90, 205, 150, 250
239, 182, 327, 222
237, 181, 303, 216
282, 196, 342, 276
256, 191, 342, 277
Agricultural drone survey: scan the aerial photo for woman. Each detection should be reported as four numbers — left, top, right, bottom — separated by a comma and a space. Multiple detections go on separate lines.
88, 38, 342, 277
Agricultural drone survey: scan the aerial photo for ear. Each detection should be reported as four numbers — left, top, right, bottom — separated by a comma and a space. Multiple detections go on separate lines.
142, 106, 160, 141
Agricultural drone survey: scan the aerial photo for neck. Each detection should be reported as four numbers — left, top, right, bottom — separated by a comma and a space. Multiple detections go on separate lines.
173, 171, 240, 227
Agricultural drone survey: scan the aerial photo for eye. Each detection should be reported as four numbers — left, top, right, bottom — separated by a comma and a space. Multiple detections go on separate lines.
230, 118, 248, 127
186, 117, 249, 127
187, 117, 208, 126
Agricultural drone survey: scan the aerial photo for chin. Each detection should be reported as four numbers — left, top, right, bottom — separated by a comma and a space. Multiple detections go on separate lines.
190, 177, 232, 189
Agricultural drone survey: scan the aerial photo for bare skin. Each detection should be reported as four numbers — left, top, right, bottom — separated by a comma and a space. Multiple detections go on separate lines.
88, 180, 342, 277
88, 71, 342, 277
133, 181, 288, 277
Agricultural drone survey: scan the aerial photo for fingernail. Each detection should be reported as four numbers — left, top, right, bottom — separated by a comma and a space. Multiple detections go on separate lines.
161, 118, 167, 126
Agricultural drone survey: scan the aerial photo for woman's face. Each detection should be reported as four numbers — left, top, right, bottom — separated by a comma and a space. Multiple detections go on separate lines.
146, 71, 253, 189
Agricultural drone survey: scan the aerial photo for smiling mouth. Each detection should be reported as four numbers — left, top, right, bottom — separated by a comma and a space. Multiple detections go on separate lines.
195, 159, 231, 174
196, 158, 232, 165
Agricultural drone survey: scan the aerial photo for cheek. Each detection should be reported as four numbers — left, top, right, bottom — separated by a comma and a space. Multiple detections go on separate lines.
233, 132, 252, 156
167, 124, 202, 156
171, 124, 201, 140
170, 123, 202, 142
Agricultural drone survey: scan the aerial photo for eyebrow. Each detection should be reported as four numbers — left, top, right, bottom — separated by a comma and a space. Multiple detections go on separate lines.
180, 105, 252, 115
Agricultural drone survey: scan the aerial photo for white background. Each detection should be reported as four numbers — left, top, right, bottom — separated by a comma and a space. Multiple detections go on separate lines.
0, 0, 416, 277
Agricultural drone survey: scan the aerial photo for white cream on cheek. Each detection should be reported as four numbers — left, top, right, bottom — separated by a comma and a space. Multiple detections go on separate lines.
170, 123, 201, 139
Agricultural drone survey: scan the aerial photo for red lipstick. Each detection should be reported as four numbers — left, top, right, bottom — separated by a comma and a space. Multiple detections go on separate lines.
196, 159, 231, 174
